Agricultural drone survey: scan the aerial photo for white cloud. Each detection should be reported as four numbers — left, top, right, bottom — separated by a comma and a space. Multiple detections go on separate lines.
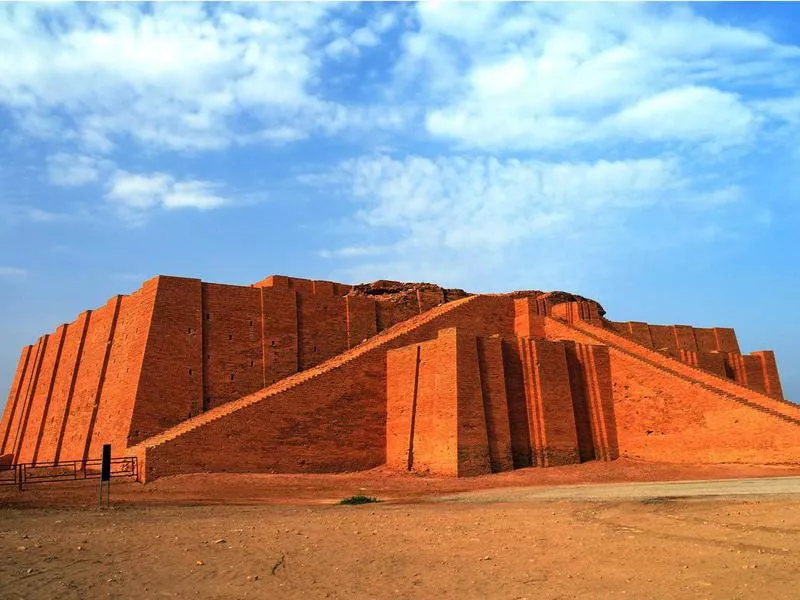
406, 3, 800, 153
106, 171, 227, 218
607, 87, 756, 147
0, 3, 395, 152
326, 37, 359, 60
335, 154, 686, 250
309, 152, 750, 289
352, 27, 380, 48
47, 153, 107, 187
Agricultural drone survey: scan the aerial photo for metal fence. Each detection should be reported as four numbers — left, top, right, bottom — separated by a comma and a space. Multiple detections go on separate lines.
0, 456, 138, 490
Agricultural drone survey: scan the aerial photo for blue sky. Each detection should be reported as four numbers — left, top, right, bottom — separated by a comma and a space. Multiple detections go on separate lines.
1, 2, 799, 404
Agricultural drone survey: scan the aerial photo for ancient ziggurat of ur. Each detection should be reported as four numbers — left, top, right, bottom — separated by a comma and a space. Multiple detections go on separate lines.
0, 274, 795, 482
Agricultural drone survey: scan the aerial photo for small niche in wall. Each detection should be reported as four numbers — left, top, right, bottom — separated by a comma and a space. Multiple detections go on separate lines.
229, 373, 235, 381
206, 313, 211, 321
188, 327, 194, 334
188, 368, 193, 376
228, 334, 233, 341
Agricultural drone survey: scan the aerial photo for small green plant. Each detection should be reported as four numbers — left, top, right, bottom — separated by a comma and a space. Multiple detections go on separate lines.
339, 495, 381, 505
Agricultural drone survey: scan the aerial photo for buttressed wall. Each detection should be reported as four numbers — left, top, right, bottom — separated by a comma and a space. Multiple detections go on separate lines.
0, 274, 795, 482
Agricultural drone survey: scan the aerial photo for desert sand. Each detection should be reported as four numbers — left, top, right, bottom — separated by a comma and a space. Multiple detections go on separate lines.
2, 461, 800, 599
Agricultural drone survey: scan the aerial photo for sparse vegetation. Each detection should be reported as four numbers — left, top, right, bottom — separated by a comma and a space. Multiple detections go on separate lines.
339, 495, 380, 505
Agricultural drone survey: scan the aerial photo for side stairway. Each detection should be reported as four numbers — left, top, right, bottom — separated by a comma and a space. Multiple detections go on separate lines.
548, 317, 800, 425
129, 295, 481, 481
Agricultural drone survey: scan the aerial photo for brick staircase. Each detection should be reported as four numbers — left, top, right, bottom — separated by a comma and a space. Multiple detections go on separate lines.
129, 295, 480, 454
551, 317, 800, 425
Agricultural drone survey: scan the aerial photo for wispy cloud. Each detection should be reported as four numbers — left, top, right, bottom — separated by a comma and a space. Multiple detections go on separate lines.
47, 153, 109, 187
105, 171, 227, 222
0, 3, 401, 153
403, 3, 799, 153
0, 266, 27, 279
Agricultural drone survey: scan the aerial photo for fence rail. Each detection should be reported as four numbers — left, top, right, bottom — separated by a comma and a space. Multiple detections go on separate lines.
0, 456, 138, 490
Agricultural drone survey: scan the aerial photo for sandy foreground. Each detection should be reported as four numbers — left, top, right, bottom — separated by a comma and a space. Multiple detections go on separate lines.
2, 460, 800, 599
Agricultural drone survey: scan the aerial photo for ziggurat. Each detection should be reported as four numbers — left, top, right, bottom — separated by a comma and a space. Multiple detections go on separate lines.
0, 274, 795, 482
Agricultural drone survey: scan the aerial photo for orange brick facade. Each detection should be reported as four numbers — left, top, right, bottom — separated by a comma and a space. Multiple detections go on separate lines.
0, 274, 795, 481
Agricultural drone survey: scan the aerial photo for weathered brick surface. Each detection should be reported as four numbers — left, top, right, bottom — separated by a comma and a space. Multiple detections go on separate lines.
261, 284, 298, 385
520, 339, 580, 467
501, 338, 533, 468
0, 273, 792, 480
0, 345, 32, 455
546, 317, 800, 464
408, 330, 460, 475
49, 312, 90, 462
455, 330, 492, 476
128, 277, 201, 444
202, 283, 262, 410
58, 298, 119, 462
18, 325, 66, 463
752, 351, 784, 401
476, 336, 513, 472
386, 343, 418, 471
89, 286, 156, 458
346, 296, 377, 349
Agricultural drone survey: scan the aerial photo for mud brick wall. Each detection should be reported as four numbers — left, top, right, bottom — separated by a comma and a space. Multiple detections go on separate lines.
545, 317, 800, 464
454, 330, 493, 476
296, 288, 348, 371
401, 330, 460, 475
513, 297, 546, 338
136, 296, 524, 480
15, 327, 64, 463
128, 277, 202, 445
1, 271, 791, 478
568, 343, 618, 462
346, 296, 377, 348
54, 297, 122, 462
39, 313, 90, 462
0, 345, 32, 456
261, 284, 298, 385
387, 328, 496, 477
609, 349, 800, 464
386, 342, 419, 472
475, 336, 513, 472
87, 286, 158, 458
2, 337, 46, 459
202, 283, 263, 410
519, 339, 580, 467
752, 351, 784, 401
501, 338, 532, 468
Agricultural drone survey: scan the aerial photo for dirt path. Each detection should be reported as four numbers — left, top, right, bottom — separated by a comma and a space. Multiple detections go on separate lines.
438, 476, 800, 503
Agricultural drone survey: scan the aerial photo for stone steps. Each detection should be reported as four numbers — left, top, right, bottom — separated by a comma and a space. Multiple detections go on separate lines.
561, 318, 800, 425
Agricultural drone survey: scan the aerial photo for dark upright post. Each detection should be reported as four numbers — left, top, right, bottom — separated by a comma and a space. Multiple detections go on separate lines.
99, 444, 111, 507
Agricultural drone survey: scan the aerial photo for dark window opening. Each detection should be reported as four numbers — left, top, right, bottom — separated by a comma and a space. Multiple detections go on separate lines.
228, 334, 233, 341
206, 313, 211, 321
188, 368, 193, 376
229, 373, 235, 381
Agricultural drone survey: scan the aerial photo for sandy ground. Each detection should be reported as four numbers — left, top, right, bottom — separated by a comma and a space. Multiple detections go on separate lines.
3, 461, 800, 599
3, 458, 800, 507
